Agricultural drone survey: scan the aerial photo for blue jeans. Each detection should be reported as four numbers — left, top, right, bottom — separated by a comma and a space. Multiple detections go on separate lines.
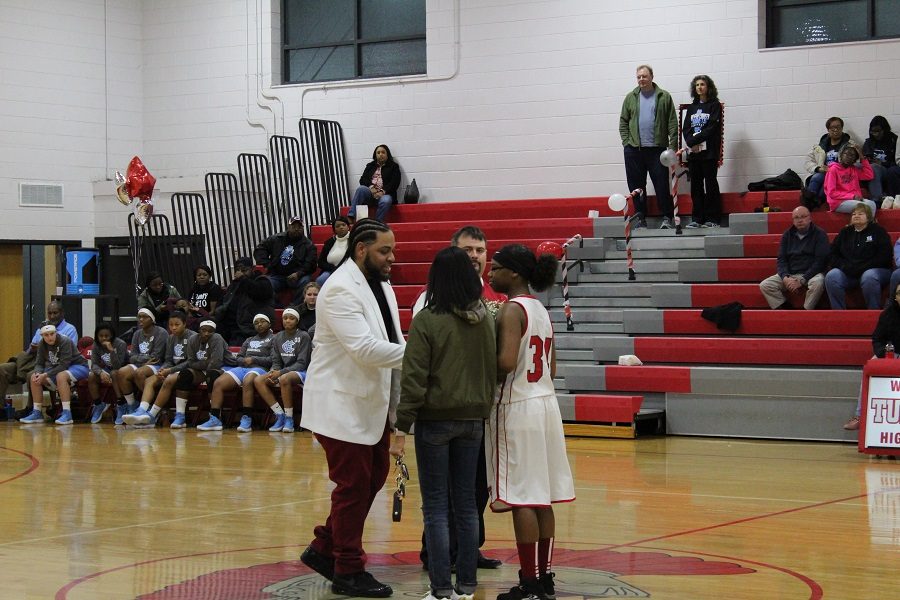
348, 186, 393, 222
869, 163, 900, 199
807, 171, 826, 198
315, 271, 332, 286
825, 267, 890, 309
623, 145, 672, 219
415, 419, 483, 597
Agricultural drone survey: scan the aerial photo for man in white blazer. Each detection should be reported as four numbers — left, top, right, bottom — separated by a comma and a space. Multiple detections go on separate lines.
299, 219, 406, 598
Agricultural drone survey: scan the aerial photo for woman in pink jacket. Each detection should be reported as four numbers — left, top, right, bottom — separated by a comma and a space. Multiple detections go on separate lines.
825, 145, 877, 214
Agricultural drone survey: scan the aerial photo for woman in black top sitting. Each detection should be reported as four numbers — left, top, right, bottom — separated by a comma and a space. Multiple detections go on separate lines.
295, 281, 319, 334
315, 217, 351, 285
347, 144, 401, 223
188, 265, 224, 318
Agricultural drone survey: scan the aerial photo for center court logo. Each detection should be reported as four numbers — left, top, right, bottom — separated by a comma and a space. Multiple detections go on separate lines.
124, 547, 817, 600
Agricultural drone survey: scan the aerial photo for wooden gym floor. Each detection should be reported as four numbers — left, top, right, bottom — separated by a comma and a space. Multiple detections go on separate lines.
1, 423, 897, 599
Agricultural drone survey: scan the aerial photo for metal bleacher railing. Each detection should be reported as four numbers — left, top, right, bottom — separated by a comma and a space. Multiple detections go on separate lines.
129, 118, 349, 291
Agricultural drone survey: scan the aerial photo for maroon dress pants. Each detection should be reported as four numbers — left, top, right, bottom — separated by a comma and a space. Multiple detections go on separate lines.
310, 422, 391, 574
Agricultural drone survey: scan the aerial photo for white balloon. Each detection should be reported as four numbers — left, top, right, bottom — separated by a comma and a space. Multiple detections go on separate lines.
659, 148, 678, 167
608, 193, 627, 212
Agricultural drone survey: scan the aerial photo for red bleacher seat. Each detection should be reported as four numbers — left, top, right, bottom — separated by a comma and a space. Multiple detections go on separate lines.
661, 309, 878, 336
631, 337, 871, 366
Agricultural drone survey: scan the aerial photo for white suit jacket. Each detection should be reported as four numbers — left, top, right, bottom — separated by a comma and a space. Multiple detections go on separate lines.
300, 258, 406, 445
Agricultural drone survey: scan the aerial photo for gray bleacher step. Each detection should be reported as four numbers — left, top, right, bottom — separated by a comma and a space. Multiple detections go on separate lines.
553, 322, 626, 333
555, 334, 609, 350
665, 392, 858, 442
578, 272, 679, 283
557, 350, 596, 361
560, 283, 653, 297
727, 212, 770, 235
595, 217, 731, 238
705, 235, 746, 258
549, 308, 624, 323
621, 309, 664, 334
616, 237, 706, 251
606, 248, 708, 259
589, 259, 678, 274
553, 297, 655, 308
648, 283, 693, 307
678, 259, 718, 282
556, 363, 861, 399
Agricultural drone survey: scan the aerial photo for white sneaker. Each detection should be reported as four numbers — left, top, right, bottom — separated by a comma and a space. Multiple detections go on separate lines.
451, 592, 475, 600
881, 196, 895, 210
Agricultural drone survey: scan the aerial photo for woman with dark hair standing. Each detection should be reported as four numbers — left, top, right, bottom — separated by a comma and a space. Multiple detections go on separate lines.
391, 247, 497, 600
316, 217, 351, 285
683, 75, 723, 228
485, 244, 575, 600
862, 115, 900, 206
347, 144, 401, 223
137, 271, 181, 326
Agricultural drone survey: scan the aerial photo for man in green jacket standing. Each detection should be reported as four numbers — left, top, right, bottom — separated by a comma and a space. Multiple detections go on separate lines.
619, 64, 678, 229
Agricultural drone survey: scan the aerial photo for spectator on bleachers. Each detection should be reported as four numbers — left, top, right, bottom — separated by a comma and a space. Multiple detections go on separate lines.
888, 240, 900, 303
824, 145, 876, 214
124, 320, 225, 428
1, 301, 78, 416
412, 225, 508, 318
19, 324, 89, 425
316, 216, 351, 285
759, 206, 830, 310
347, 144, 402, 223
843, 281, 900, 431
824, 203, 892, 309
296, 281, 319, 334
254, 216, 318, 303
137, 272, 181, 327
682, 74, 723, 229
115, 308, 168, 423
186, 265, 224, 320
803, 117, 854, 209
254, 308, 311, 433
131, 311, 196, 428
863, 116, 900, 207
197, 313, 275, 432
619, 64, 678, 230
214, 257, 275, 346
390, 246, 498, 600
87, 322, 129, 424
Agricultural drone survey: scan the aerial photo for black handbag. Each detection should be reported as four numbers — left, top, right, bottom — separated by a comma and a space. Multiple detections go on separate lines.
403, 179, 420, 204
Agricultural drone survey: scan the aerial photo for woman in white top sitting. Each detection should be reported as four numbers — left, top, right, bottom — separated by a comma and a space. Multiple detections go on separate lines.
315, 216, 351, 286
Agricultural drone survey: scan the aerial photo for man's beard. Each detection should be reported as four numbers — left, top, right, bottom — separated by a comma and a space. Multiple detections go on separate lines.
364, 255, 390, 282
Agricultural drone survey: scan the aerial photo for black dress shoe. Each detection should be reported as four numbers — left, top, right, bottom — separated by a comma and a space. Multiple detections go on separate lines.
300, 545, 334, 581
331, 571, 393, 598
477, 553, 502, 569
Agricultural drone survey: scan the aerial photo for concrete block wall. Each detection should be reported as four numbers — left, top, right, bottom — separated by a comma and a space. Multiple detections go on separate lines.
4, 0, 900, 243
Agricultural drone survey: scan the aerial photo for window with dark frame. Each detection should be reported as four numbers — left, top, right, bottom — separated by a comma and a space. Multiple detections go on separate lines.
766, 0, 900, 48
282, 0, 426, 84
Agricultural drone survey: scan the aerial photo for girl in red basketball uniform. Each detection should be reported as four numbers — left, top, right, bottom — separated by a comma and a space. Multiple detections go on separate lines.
486, 244, 575, 600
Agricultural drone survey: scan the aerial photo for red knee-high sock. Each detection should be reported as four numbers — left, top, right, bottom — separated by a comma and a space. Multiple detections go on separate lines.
516, 541, 539, 581
538, 537, 554, 575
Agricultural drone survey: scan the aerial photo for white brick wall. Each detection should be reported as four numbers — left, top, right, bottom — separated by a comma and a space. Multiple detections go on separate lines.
4, 0, 900, 243
0, 0, 142, 243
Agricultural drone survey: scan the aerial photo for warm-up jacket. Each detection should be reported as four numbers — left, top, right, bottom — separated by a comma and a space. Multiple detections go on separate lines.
271, 329, 311, 373
90, 337, 129, 374
395, 301, 497, 433
35, 336, 87, 378
128, 326, 168, 366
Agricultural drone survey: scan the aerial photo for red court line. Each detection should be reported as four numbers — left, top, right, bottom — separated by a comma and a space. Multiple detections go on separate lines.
608, 490, 869, 550
0, 446, 40, 485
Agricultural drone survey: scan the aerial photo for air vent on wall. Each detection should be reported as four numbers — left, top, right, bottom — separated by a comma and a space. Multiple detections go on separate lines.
19, 182, 63, 207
